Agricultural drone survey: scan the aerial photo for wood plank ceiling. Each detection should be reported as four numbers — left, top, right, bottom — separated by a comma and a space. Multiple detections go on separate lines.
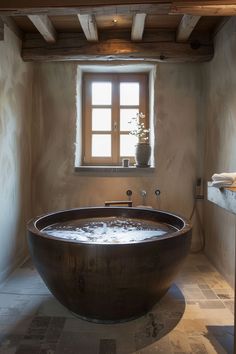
0, 1, 234, 62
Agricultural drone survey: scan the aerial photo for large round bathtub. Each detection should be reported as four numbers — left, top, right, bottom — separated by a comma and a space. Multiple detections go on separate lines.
27, 207, 192, 322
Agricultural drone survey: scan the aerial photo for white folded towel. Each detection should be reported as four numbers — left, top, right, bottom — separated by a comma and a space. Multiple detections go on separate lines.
211, 180, 236, 188
212, 172, 236, 182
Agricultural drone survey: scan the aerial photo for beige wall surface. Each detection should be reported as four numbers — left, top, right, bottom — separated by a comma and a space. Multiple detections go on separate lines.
31, 61, 203, 250
203, 17, 236, 287
2, 17, 235, 288
0, 27, 33, 282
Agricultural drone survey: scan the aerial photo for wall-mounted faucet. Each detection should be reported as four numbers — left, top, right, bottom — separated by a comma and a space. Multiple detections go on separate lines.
140, 190, 147, 197
126, 190, 132, 201
140, 190, 147, 205
155, 189, 161, 197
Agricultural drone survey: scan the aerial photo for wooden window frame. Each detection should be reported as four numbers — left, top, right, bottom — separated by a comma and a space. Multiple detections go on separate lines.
82, 72, 148, 166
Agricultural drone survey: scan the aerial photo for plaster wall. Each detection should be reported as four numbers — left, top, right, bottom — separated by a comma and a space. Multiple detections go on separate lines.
203, 17, 236, 287
0, 12, 235, 290
0, 27, 33, 282
31, 61, 203, 249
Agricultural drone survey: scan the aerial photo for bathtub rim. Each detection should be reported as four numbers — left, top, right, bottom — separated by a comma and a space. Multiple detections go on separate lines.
27, 207, 192, 246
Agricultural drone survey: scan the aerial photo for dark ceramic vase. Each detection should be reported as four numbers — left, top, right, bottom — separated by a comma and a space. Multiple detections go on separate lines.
135, 143, 151, 167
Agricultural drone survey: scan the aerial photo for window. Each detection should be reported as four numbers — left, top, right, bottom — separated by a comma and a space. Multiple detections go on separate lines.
82, 73, 148, 166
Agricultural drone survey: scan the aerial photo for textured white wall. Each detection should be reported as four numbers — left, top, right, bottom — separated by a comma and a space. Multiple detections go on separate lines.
0, 26, 33, 282
203, 17, 236, 287
31, 61, 203, 249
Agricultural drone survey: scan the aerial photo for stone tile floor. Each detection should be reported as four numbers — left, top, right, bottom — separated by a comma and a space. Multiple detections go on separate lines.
0, 253, 234, 354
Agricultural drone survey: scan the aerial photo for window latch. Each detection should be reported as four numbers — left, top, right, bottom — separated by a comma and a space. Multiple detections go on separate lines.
114, 122, 118, 131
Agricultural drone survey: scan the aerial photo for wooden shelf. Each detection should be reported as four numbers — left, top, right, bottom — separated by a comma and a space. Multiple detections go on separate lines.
207, 182, 236, 215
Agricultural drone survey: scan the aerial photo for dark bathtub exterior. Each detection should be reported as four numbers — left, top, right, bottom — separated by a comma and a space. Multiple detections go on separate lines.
27, 207, 192, 322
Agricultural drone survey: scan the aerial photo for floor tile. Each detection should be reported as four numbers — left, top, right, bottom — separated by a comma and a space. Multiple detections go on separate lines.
201, 289, 218, 300
0, 253, 233, 354
99, 339, 116, 354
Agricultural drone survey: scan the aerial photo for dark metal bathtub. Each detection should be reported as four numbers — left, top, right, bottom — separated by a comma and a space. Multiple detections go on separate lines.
27, 207, 192, 322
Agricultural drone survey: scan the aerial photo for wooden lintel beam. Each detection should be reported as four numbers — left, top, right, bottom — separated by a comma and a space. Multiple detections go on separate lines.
0, 4, 170, 16
131, 13, 146, 41
22, 35, 213, 63
78, 14, 98, 41
171, 2, 236, 16
176, 15, 200, 42
0, 17, 4, 40
28, 15, 57, 43
24, 30, 177, 45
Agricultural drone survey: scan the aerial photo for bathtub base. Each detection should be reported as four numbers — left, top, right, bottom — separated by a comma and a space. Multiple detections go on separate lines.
27, 207, 192, 322
70, 311, 145, 324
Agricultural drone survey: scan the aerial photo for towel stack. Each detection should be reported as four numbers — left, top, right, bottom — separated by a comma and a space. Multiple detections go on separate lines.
211, 172, 236, 188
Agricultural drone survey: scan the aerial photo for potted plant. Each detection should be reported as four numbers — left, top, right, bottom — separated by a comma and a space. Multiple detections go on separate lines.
129, 112, 151, 167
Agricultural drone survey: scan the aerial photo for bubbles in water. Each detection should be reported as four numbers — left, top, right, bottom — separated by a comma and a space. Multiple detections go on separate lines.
42, 217, 176, 244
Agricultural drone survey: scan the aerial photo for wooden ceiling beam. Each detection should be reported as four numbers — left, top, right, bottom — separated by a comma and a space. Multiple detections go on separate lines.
22, 34, 213, 62
131, 13, 146, 41
28, 15, 57, 42
0, 1, 171, 8
78, 14, 98, 41
211, 16, 230, 38
171, 2, 236, 16
176, 15, 200, 42
1, 16, 22, 39
0, 4, 170, 16
0, 1, 235, 16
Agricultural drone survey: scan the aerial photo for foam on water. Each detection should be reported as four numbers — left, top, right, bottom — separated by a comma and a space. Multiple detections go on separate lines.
42, 217, 176, 244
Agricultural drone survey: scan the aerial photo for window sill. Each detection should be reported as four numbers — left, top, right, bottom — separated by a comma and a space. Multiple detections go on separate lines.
74, 166, 155, 175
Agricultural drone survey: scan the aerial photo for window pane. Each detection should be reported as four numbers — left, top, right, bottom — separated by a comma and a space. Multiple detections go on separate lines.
92, 108, 111, 131
120, 83, 139, 106
120, 134, 138, 156
120, 108, 139, 131
92, 82, 112, 105
92, 134, 111, 157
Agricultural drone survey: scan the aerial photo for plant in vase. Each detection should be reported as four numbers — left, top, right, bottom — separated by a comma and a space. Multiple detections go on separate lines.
129, 112, 151, 167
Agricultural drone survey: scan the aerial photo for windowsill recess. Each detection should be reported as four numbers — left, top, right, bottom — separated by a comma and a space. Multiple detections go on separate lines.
207, 181, 236, 215
75, 166, 155, 174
